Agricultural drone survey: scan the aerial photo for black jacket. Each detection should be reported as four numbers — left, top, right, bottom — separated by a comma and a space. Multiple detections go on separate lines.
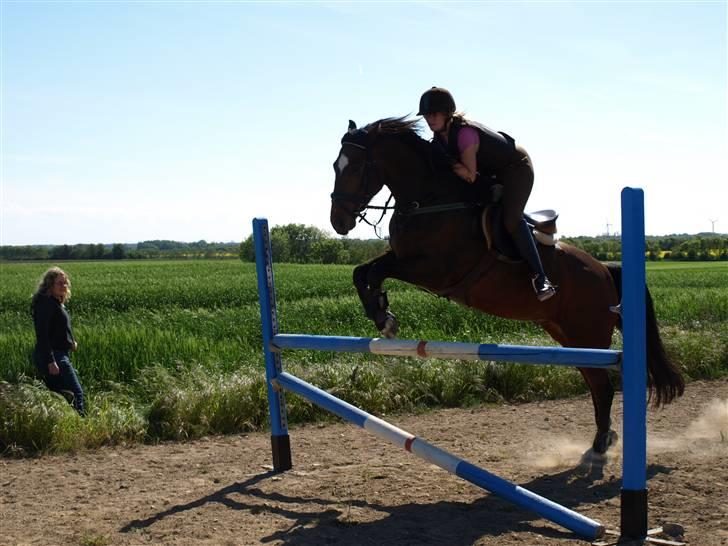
437, 117, 524, 178
32, 295, 75, 364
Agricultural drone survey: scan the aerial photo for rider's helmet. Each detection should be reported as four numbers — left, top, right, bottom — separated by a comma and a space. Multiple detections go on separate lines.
417, 87, 456, 116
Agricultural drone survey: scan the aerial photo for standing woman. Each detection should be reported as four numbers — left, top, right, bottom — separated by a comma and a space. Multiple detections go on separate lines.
31, 267, 85, 415
418, 86, 556, 301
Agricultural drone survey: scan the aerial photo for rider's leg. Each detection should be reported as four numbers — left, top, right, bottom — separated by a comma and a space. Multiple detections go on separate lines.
511, 218, 556, 301
502, 150, 556, 301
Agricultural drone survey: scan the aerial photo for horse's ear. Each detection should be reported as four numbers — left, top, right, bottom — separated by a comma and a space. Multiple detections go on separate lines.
348, 120, 357, 134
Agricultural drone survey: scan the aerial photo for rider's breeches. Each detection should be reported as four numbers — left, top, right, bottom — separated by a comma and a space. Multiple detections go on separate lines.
501, 146, 534, 234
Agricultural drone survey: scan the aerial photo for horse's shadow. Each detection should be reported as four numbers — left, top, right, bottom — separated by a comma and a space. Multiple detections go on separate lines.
121, 461, 672, 545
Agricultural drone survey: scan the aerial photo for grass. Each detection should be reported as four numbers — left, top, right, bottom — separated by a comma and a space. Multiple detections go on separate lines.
1, 259, 726, 455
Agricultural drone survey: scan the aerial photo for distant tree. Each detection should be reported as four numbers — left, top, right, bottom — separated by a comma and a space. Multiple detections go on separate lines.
238, 228, 388, 265
111, 243, 126, 260
239, 236, 255, 262
311, 238, 349, 264
137, 241, 159, 251
69, 245, 83, 260
50, 245, 72, 260
274, 224, 327, 263
269, 230, 292, 262
345, 238, 388, 264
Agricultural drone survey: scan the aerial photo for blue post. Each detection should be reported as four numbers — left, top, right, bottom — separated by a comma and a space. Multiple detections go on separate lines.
620, 188, 648, 538
253, 218, 291, 471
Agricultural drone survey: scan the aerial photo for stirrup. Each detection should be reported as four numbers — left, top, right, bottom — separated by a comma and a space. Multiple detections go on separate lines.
532, 275, 557, 302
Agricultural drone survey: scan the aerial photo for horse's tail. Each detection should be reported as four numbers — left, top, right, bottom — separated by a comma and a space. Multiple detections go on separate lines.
606, 262, 685, 407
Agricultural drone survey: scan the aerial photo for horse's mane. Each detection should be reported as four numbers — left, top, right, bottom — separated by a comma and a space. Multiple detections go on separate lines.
363, 116, 431, 158
363, 116, 422, 136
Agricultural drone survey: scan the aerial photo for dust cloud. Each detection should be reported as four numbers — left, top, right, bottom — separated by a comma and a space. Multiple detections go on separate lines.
685, 398, 728, 441
529, 398, 728, 470
529, 436, 595, 470
651, 398, 728, 455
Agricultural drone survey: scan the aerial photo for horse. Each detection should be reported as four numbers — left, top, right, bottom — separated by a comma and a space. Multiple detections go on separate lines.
329, 116, 684, 455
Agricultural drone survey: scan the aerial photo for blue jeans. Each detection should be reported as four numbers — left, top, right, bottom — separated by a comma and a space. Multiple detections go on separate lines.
34, 350, 85, 416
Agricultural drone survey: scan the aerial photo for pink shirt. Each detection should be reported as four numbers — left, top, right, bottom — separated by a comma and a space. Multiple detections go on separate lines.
457, 126, 480, 154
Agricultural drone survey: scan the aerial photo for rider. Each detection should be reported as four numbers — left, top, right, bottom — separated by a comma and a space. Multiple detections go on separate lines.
418, 86, 556, 301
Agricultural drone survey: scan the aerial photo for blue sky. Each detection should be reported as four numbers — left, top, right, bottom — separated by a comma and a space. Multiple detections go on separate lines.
2, 1, 726, 245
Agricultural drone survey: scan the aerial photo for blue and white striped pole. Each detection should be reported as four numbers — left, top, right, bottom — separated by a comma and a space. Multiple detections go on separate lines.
271, 334, 621, 369
272, 371, 605, 541
253, 218, 292, 471
620, 188, 648, 538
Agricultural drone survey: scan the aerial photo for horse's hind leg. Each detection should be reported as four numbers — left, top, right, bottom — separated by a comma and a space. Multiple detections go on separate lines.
579, 368, 617, 454
542, 321, 617, 454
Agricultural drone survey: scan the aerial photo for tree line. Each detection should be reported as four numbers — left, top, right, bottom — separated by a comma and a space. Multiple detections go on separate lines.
2, 226, 726, 263
237, 224, 388, 264
561, 234, 728, 261
0, 240, 240, 261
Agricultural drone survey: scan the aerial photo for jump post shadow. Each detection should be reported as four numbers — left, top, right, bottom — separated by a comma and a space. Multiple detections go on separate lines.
121, 460, 673, 545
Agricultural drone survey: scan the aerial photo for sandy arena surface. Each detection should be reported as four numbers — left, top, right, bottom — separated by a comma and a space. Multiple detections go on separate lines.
2, 378, 727, 546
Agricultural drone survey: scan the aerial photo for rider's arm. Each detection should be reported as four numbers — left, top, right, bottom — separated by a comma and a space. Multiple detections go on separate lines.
453, 127, 479, 183
33, 297, 55, 367
454, 144, 478, 183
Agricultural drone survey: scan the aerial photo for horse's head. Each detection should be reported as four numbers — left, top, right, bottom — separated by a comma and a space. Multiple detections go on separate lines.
330, 120, 385, 235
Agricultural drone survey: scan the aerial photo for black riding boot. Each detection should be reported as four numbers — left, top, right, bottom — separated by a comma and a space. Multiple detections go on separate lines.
511, 218, 556, 301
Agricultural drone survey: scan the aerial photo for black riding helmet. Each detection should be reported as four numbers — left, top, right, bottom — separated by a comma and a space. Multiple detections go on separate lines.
418, 87, 456, 115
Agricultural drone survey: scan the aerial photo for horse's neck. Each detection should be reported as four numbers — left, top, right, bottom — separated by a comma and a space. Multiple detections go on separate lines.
378, 142, 446, 206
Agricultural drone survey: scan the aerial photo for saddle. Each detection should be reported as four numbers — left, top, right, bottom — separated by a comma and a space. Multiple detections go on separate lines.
482, 203, 558, 262
434, 197, 558, 304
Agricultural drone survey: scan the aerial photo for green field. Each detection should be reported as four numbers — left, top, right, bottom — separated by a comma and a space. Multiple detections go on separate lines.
1, 259, 727, 455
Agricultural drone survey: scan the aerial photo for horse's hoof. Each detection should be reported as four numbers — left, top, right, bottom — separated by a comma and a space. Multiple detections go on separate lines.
579, 448, 607, 466
379, 313, 399, 339
592, 429, 618, 454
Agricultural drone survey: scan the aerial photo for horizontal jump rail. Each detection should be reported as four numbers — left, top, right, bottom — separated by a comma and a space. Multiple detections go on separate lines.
271, 371, 606, 541
271, 334, 621, 370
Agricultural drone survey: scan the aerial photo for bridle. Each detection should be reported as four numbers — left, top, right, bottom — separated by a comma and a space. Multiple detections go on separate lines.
330, 136, 394, 235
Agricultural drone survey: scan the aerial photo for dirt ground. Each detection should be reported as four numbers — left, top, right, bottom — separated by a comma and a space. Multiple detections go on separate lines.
1, 378, 727, 546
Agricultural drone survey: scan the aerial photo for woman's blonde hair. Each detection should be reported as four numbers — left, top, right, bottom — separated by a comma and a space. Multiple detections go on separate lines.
31, 267, 71, 311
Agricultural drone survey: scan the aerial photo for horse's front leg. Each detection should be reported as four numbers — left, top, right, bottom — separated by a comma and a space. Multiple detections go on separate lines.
353, 250, 400, 338
354, 250, 444, 338
352, 259, 375, 320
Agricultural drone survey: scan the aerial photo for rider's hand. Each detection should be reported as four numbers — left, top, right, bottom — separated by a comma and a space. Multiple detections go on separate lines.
453, 162, 475, 183
48, 361, 60, 376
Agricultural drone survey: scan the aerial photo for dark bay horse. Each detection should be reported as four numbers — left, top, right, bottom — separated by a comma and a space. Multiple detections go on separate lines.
329, 117, 684, 455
